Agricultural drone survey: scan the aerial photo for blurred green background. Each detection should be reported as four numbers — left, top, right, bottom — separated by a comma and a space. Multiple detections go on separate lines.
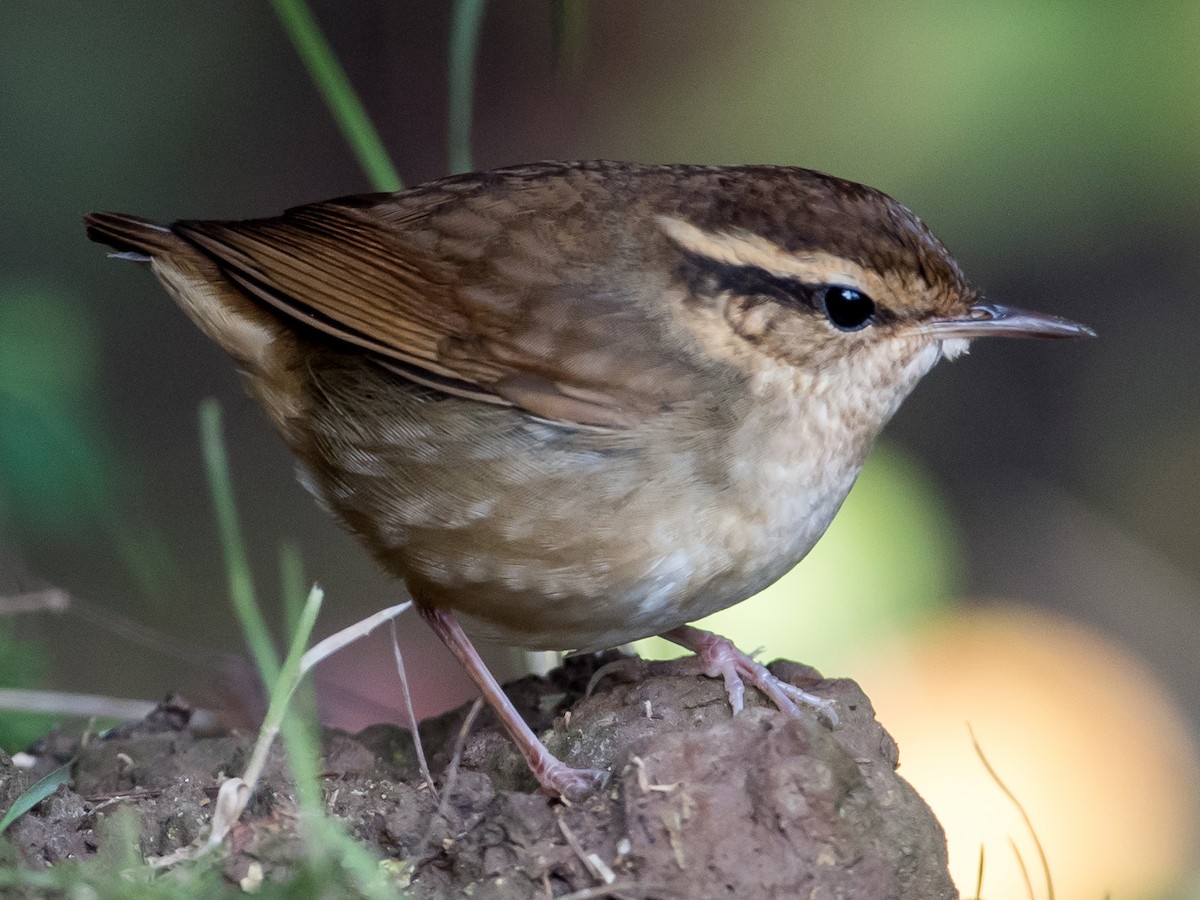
1, 2, 1198, 895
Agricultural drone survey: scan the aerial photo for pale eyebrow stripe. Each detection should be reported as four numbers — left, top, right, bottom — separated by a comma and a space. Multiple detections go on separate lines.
657, 215, 869, 291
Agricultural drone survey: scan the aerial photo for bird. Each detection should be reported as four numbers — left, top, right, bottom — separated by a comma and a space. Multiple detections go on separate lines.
84, 160, 1093, 800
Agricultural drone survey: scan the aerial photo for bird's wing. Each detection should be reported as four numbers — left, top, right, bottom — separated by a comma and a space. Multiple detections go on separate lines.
173, 188, 695, 429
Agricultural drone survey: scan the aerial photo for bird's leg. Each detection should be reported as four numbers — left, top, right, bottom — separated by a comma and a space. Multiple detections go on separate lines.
417, 605, 609, 801
659, 624, 838, 725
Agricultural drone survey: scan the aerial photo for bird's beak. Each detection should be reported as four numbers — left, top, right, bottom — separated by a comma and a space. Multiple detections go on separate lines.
924, 303, 1096, 340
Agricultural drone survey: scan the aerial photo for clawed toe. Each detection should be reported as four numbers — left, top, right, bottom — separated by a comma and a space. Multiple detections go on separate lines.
660, 623, 838, 725
775, 679, 839, 726
540, 761, 610, 802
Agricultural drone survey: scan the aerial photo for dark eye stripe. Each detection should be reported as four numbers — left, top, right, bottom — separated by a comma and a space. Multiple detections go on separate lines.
679, 253, 822, 309
678, 252, 898, 323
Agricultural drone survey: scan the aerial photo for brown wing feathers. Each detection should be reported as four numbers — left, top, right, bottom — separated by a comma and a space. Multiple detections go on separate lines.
84, 212, 177, 258
174, 212, 475, 382
87, 199, 658, 429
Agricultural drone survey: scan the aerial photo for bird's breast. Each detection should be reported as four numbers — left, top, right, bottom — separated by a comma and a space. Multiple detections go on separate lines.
293, 343, 932, 651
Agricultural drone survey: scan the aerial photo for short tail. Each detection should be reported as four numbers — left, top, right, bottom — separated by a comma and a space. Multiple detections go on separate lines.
83, 212, 178, 260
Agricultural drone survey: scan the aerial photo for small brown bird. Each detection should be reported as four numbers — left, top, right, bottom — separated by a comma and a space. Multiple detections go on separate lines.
85, 160, 1092, 800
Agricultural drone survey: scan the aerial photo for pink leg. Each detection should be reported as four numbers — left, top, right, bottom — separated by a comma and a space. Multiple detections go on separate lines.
661, 624, 838, 725
418, 606, 608, 801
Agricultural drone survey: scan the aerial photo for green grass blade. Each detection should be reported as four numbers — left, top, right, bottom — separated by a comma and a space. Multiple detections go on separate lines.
265, 585, 324, 733
1009, 836, 1036, 900
971, 726, 1055, 900
448, 0, 488, 174
551, 0, 586, 72
236, 583, 394, 896
280, 540, 307, 636
270, 0, 403, 192
199, 399, 279, 684
0, 761, 71, 835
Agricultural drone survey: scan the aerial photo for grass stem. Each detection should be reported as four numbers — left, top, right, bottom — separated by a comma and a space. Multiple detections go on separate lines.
270, 0, 403, 192
199, 400, 279, 684
448, 0, 487, 174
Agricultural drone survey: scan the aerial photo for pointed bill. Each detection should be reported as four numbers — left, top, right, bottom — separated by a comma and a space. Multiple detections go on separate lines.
925, 303, 1096, 340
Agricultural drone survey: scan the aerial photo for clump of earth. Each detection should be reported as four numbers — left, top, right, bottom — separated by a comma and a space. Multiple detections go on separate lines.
1, 654, 956, 898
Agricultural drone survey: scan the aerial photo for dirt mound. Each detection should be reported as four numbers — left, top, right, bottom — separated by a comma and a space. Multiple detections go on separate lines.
2, 654, 956, 898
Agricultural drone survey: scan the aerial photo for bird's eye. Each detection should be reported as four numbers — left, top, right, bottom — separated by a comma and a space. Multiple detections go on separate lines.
820, 286, 875, 331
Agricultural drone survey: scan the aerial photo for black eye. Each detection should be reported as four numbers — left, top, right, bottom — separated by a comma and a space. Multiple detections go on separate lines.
821, 286, 875, 331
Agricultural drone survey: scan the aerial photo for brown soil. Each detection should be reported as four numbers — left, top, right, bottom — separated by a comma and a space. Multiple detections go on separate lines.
1, 654, 957, 898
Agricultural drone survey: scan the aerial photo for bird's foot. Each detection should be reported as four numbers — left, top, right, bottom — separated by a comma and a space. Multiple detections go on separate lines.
660, 624, 839, 726
534, 759, 610, 803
